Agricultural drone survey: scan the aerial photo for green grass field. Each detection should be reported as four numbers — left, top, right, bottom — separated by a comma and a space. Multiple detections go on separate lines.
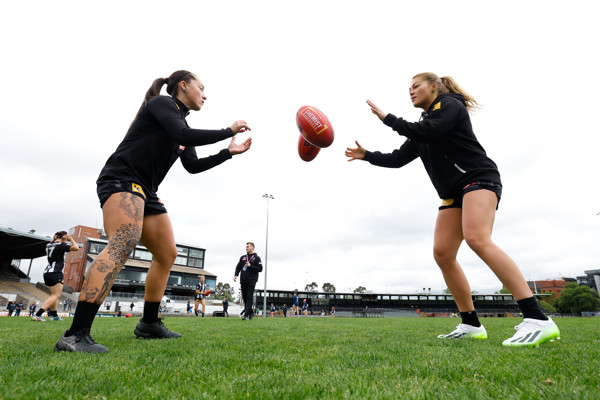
0, 316, 598, 399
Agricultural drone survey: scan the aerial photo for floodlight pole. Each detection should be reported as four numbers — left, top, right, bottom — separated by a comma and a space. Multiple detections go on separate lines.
262, 194, 274, 317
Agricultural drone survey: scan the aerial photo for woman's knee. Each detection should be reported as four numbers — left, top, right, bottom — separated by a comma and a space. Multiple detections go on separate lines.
433, 245, 457, 269
153, 244, 177, 266
464, 230, 492, 254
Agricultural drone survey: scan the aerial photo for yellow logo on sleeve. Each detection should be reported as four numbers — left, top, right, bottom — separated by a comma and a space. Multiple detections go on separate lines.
433, 102, 441, 112
131, 183, 146, 199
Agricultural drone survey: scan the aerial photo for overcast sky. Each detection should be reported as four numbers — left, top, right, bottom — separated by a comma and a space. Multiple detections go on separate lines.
1, 1, 599, 295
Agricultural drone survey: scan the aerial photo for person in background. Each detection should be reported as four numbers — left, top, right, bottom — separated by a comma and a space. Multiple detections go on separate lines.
33, 231, 79, 322
222, 297, 229, 317
29, 302, 37, 317
15, 300, 24, 317
195, 275, 208, 317
234, 242, 263, 320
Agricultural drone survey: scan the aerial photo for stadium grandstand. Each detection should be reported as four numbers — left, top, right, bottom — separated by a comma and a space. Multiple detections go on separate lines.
253, 288, 553, 318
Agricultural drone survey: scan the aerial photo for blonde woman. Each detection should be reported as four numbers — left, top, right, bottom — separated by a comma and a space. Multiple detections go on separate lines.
346, 72, 559, 347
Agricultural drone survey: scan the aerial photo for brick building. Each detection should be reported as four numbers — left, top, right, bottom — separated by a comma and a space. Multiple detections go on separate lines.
527, 279, 568, 298
63, 225, 216, 297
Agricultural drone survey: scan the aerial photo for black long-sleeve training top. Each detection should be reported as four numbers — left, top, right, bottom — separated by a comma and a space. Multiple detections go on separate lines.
97, 96, 234, 192
234, 253, 263, 283
363, 93, 501, 199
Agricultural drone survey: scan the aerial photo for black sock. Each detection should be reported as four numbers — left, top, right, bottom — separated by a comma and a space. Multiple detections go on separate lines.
36, 308, 45, 317
517, 297, 548, 320
49, 310, 56, 317
460, 311, 481, 327
142, 302, 160, 324
67, 302, 101, 335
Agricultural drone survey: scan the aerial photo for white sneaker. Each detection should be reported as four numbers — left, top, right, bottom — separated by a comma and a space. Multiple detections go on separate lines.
502, 317, 560, 347
437, 323, 488, 339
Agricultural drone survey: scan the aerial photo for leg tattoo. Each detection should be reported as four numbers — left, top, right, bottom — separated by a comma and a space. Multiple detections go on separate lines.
119, 192, 143, 221
80, 223, 142, 305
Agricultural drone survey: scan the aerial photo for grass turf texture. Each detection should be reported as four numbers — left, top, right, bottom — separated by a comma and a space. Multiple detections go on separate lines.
0, 317, 598, 399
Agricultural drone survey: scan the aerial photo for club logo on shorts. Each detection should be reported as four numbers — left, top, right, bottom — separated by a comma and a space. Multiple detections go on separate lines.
442, 198, 454, 207
131, 183, 146, 199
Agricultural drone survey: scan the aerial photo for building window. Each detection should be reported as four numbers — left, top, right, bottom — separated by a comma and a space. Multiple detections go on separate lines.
189, 249, 204, 258
90, 243, 106, 254
187, 258, 203, 268
134, 249, 153, 261
174, 256, 187, 266
177, 246, 188, 256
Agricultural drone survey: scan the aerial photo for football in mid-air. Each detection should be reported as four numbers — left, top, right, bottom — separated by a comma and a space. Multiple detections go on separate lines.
296, 105, 334, 148
297, 135, 321, 162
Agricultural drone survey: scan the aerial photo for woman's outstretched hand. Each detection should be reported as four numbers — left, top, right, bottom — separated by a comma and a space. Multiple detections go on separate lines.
228, 136, 252, 155
367, 100, 386, 121
230, 120, 251, 134
345, 140, 366, 162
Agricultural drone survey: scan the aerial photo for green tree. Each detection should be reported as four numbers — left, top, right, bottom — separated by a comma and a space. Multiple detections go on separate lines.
354, 286, 367, 294
494, 287, 511, 294
304, 282, 318, 292
322, 282, 336, 293
539, 300, 557, 313
555, 283, 600, 314
215, 282, 234, 301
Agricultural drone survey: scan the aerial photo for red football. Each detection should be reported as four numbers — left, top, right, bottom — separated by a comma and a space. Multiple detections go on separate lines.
125, 313, 132, 318
205, 290, 210, 296
298, 135, 321, 162
296, 105, 334, 148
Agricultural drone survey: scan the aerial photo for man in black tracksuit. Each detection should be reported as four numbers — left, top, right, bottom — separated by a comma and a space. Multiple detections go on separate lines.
234, 242, 263, 320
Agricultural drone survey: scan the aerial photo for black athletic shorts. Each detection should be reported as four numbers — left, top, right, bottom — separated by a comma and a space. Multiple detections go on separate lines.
439, 181, 502, 211
97, 179, 167, 216
44, 272, 64, 287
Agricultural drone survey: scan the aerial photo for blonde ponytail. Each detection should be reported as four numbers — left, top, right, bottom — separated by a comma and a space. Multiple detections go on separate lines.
413, 72, 480, 112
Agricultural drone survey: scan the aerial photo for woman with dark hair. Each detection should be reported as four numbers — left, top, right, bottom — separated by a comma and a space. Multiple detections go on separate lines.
54, 70, 252, 353
33, 231, 79, 321
346, 72, 560, 347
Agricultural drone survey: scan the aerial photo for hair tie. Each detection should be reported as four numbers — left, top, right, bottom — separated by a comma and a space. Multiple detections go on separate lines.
164, 78, 169, 85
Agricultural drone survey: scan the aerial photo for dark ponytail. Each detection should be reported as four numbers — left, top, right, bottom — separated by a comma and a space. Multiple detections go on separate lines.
131, 70, 196, 124
52, 231, 67, 243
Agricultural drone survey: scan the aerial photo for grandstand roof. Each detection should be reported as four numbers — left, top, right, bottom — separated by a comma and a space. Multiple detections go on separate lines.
0, 227, 50, 260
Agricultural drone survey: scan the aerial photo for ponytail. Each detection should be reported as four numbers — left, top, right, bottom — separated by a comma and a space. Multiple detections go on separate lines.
52, 231, 67, 243
413, 72, 480, 112
131, 70, 196, 124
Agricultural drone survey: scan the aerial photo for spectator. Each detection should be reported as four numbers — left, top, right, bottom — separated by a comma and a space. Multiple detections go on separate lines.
292, 292, 299, 317
63, 299, 68, 311
283, 304, 287, 318
7, 301, 16, 316
15, 301, 24, 316
29, 302, 37, 317
186, 301, 192, 317
222, 298, 229, 317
